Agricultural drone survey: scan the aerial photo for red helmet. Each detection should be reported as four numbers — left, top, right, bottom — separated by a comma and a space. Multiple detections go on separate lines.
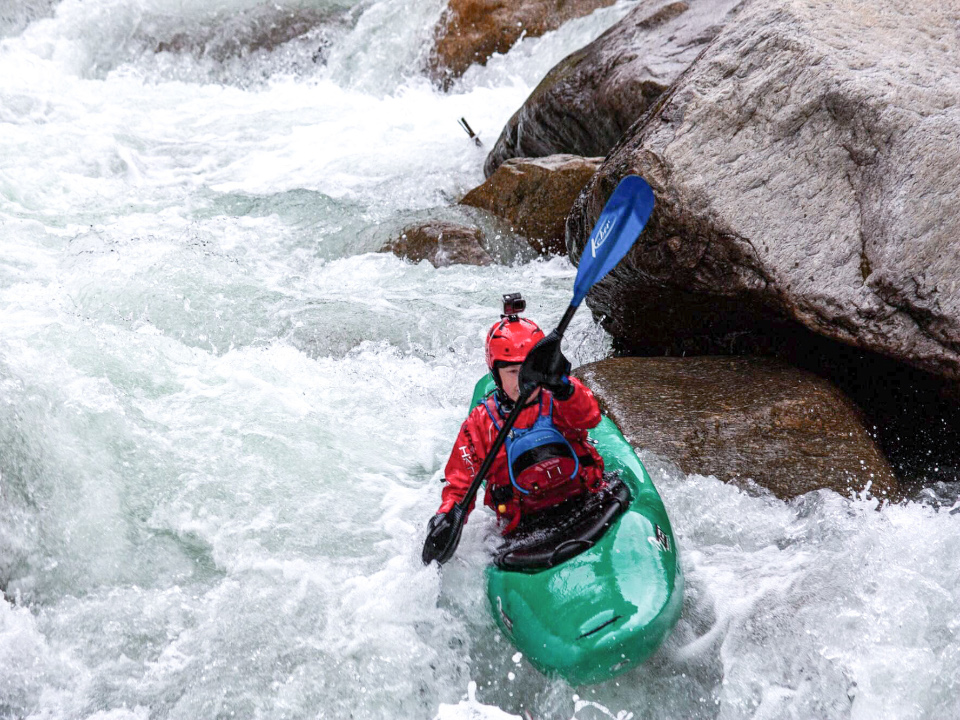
486, 317, 544, 370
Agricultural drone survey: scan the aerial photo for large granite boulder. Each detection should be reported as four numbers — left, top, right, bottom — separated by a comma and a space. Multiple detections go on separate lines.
568, 0, 960, 386
484, 0, 745, 176
428, 0, 619, 86
382, 221, 492, 267
576, 357, 899, 499
460, 154, 602, 255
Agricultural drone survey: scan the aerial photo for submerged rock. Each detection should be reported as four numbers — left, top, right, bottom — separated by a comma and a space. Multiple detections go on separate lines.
0, 0, 59, 39
428, 0, 619, 86
153, 5, 341, 62
382, 221, 492, 267
484, 0, 745, 175
576, 356, 898, 500
460, 154, 602, 256
568, 0, 960, 385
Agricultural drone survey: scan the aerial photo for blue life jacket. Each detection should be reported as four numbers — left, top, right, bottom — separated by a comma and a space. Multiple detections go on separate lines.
483, 392, 580, 496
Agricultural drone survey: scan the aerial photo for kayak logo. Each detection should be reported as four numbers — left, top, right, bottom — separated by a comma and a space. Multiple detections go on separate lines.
648, 525, 671, 553
591, 218, 614, 258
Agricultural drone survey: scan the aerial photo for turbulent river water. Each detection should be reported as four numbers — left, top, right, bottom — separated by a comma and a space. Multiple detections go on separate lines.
1, 1, 959, 718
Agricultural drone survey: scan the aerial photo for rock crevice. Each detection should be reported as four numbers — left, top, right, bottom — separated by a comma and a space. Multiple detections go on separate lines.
484, 0, 746, 175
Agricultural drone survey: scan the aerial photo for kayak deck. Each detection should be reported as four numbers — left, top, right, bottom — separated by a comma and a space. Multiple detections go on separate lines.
493, 474, 631, 571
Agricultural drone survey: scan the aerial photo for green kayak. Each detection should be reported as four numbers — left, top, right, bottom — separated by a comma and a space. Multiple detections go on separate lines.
469, 375, 683, 686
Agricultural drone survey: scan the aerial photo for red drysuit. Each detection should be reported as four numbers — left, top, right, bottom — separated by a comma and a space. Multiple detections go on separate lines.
437, 378, 605, 533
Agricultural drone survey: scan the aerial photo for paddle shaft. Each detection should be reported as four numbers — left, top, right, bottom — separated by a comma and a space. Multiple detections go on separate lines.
555, 304, 577, 337
451, 303, 577, 517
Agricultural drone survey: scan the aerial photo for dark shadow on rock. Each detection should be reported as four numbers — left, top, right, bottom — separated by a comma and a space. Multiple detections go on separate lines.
600, 308, 960, 494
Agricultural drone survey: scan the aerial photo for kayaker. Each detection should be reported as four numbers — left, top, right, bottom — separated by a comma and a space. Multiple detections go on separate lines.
428, 294, 606, 536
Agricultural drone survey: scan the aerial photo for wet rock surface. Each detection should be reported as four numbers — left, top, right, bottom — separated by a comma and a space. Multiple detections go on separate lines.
484, 0, 744, 175
576, 356, 899, 500
567, 0, 960, 482
382, 221, 492, 267
460, 154, 602, 255
428, 0, 618, 86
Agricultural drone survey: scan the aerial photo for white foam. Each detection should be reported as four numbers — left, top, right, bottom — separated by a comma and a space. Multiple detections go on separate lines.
3, 0, 959, 718
435, 682, 522, 720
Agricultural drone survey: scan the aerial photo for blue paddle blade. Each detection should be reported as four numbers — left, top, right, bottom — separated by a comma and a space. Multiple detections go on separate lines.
572, 175, 655, 307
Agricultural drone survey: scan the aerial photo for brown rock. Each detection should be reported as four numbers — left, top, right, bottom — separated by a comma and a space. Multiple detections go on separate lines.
460, 154, 602, 256
428, 0, 619, 86
382, 221, 492, 267
575, 356, 899, 500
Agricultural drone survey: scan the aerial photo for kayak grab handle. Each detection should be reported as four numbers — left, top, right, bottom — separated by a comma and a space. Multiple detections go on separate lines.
548, 539, 594, 567
578, 614, 623, 640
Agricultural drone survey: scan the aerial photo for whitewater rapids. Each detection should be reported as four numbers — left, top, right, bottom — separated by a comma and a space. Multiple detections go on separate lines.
1, 1, 959, 718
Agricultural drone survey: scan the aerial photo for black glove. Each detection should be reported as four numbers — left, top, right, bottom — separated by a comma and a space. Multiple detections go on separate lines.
519, 330, 574, 399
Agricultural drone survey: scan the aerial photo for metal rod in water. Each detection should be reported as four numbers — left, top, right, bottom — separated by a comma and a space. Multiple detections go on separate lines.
458, 117, 483, 147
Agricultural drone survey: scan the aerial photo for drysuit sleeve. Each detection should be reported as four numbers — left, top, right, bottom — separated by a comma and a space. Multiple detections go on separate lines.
437, 407, 487, 516
551, 377, 602, 431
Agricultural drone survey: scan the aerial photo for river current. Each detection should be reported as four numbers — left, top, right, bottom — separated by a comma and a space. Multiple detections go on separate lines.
1, 1, 959, 718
